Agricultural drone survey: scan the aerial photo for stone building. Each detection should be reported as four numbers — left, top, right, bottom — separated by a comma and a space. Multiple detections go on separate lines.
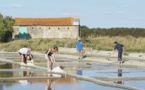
12, 17, 80, 39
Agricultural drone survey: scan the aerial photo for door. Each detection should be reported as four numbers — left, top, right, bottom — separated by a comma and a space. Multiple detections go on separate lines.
19, 26, 27, 39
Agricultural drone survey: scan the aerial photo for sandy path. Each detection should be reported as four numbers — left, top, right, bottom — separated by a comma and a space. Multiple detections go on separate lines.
57, 47, 145, 68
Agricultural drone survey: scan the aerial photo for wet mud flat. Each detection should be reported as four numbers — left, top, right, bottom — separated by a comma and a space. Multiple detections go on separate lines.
0, 52, 145, 90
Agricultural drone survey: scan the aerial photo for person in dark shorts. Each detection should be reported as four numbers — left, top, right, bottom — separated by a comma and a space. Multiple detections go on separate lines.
19, 47, 32, 64
45, 45, 58, 71
113, 41, 124, 64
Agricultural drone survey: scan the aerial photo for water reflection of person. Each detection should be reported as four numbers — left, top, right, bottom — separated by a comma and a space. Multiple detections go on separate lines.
77, 60, 83, 76
114, 67, 124, 84
77, 69, 82, 75
45, 76, 56, 90
19, 70, 32, 85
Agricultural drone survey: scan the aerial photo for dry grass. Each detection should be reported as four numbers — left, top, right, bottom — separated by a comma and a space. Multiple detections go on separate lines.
0, 36, 145, 52
85, 36, 145, 52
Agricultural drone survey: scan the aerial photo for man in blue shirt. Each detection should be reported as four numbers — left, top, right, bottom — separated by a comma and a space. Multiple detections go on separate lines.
76, 37, 83, 59
113, 41, 124, 64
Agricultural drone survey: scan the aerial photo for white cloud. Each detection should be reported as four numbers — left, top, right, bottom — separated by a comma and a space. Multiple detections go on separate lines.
10, 4, 23, 8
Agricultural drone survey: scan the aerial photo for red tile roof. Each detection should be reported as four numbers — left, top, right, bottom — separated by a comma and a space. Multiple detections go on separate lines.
14, 17, 74, 26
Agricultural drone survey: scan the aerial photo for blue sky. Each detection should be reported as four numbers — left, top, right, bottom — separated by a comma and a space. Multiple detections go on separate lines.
0, 0, 145, 28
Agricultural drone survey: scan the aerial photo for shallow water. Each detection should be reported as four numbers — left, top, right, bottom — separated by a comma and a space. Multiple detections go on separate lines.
0, 61, 145, 90
1, 75, 124, 90
1, 80, 124, 90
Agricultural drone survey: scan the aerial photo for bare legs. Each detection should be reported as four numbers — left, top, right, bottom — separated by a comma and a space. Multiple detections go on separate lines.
78, 50, 83, 59
47, 60, 53, 71
21, 54, 27, 64
21, 55, 24, 62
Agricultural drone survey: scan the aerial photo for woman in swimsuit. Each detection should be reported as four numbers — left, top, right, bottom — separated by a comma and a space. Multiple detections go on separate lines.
45, 46, 58, 71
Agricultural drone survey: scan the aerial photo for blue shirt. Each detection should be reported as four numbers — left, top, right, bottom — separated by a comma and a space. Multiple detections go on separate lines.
114, 43, 124, 51
76, 40, 83, 50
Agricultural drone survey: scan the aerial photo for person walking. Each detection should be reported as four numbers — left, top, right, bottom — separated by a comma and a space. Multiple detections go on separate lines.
76, 37, 83, 59
45, 45, 58, 71
19, 47, 32, 64
113, 41, 124, 64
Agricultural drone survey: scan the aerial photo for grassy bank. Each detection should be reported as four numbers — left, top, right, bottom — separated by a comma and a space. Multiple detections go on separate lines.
0, 36, 145, 52
84, 36, 145, 52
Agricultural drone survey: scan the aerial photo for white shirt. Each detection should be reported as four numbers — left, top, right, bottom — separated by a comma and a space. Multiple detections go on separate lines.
19, 48, 29, 54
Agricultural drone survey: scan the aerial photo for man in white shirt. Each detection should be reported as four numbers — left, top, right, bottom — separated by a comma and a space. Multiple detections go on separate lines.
19, 47, 32, 64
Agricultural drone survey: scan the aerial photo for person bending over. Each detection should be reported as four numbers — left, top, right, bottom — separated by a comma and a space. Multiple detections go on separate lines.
45, 46, 58, 71
19, 47, 32, 64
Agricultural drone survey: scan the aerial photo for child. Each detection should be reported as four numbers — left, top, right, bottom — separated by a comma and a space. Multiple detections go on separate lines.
45, 45, 58, 71
27, 54, 34, 65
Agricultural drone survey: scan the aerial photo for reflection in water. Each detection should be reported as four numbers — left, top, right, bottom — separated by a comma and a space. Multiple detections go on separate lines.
19, 71, 31, 85
19, 66, 33, 85
0, 63, 15, 85
0, 63, 13, 78
77, 70, 82, 75
114, 67, 124, 84
77, 61, 83, 76
45, 76, 56, 90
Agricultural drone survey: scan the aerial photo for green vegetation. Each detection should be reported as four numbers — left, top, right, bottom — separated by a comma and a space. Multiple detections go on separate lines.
81, 26, 145, 38
123, 52, 129, 56
0, 13, 15, 42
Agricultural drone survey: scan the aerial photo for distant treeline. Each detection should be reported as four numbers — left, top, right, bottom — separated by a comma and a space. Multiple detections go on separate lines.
80, 26, 145, 38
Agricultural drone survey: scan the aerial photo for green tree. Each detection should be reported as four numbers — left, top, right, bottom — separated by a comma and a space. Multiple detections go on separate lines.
0, 13, 15, 42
